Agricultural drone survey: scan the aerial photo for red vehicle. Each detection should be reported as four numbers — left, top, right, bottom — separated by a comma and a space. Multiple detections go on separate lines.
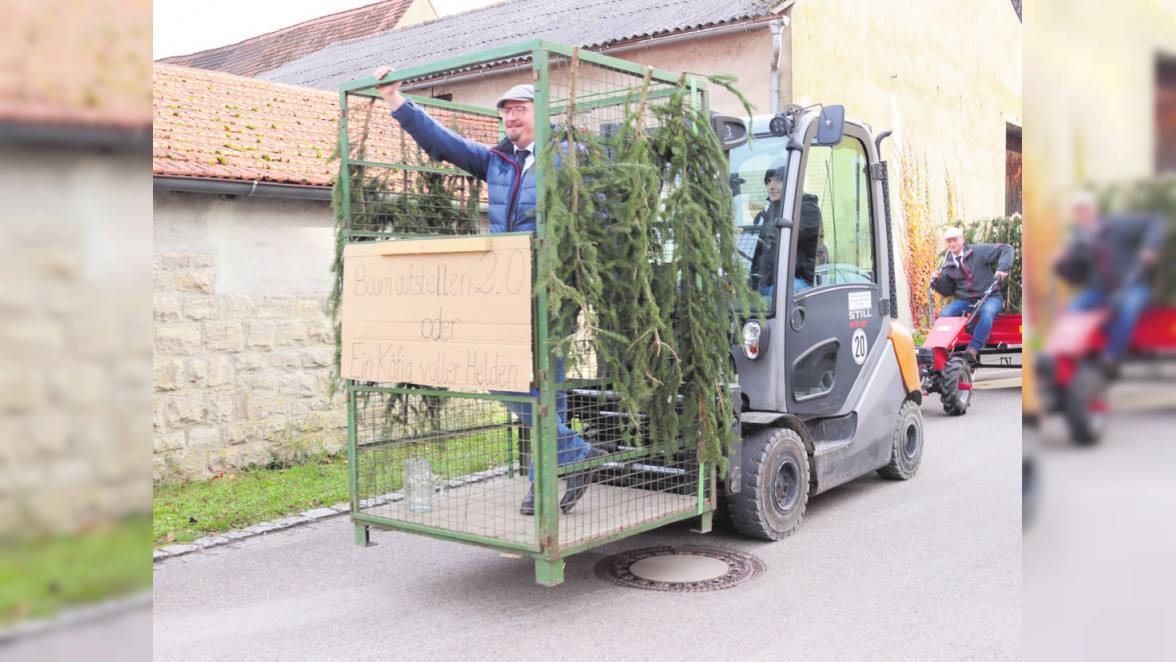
916, 281, 1023, 415
1038, 304, 1176, 444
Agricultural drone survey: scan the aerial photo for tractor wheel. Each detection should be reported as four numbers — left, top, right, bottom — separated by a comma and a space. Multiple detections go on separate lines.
727, 427, 810, 541
878, 399, 924, 480
1022, 430, 1040, 525
1064, 362, 1109, 446
939, 356, 973, 416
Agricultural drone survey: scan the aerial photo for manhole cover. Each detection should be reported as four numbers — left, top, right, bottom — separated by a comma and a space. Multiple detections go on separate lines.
595, 545, 764, 592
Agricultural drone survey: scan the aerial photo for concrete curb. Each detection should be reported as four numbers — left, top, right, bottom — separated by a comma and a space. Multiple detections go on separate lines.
153, 501, 353, 563
152, 465, 516, 564
0, 591, 152, 644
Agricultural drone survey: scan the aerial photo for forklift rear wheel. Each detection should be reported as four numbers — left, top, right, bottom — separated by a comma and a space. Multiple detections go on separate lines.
1065, 362, 1108, 446
939, 356, 973, 416
727, 427, 810, 541
878, 399, 923, 480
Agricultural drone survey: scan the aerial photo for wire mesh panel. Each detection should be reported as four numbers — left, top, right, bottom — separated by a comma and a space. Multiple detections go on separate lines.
351, 386, 540, 550
342, 95, 496, 238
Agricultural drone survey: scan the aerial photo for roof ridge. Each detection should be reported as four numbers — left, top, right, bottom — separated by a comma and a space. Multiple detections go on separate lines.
159, 0, 412, 63
153, 63, 336, 100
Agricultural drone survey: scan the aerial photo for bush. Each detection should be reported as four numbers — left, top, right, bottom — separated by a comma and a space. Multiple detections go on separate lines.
1102, 176, 1176, 303
966, 214, 1023, 313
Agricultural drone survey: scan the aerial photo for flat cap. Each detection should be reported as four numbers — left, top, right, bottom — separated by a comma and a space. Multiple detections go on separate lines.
496, 84, 534, 108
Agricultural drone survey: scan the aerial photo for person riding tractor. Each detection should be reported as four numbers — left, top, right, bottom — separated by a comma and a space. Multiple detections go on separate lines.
930, 226, 1014, 364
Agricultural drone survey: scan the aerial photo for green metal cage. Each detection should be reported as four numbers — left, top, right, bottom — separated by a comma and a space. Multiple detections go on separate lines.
338, 40, 716, 586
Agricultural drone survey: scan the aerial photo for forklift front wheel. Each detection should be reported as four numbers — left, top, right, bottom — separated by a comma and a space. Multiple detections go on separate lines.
726, 427, 810, 541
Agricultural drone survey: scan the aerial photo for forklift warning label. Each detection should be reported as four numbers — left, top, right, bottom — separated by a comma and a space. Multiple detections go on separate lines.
847, 291, 871, 312
339, 235, 533, 391
848, 291, 872, 329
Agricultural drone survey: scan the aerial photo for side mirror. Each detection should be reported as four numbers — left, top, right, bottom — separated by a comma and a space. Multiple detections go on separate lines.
815, 105, 845, 146
710, 113, 748, 151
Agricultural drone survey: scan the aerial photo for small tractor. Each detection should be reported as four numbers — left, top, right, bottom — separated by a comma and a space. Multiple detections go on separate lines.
917, 281, 1023, 415
1036, 290, 1176, 444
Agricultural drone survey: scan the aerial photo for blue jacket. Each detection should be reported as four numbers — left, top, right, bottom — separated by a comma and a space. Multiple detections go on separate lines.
390, 98, 535, 233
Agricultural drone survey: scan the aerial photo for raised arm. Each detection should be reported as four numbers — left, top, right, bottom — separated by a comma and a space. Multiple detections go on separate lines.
371, 67, 492, 179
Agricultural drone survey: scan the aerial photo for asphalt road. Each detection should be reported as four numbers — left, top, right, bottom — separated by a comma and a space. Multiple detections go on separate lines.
1025, 372, 1176, 660
146, 370, 1023, 662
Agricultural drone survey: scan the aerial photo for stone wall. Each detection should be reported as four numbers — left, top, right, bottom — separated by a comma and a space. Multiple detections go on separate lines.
0, 145, 151, 536
152, 191, 346, 481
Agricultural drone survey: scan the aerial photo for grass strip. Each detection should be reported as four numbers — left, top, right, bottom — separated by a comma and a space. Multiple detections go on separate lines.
153, 452, 349, 547
0, 513, 152, 626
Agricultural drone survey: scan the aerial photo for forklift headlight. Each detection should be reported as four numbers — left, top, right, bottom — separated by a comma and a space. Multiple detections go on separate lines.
742, 320, 767, 360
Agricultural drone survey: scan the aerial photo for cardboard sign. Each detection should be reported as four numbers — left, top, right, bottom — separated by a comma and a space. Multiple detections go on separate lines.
340, 235, 533, 391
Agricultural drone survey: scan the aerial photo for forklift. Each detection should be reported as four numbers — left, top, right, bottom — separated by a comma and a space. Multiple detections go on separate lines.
577, 104, 928, 540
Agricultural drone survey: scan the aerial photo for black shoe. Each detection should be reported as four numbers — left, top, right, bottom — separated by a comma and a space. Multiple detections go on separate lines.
964, 348, 979, 365
519, 484, 534, 516
560, 447, 606, 514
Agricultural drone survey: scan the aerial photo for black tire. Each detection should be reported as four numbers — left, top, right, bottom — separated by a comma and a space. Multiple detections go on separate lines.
878, 399, 924, 480
727, 427, 810, 541
939, 356, 973, 416
1064, 362, 1109, 446
1020, 430, 1039, 529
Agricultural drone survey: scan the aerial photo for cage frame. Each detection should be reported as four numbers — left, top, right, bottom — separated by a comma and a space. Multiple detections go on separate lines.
337, 40, 717, 586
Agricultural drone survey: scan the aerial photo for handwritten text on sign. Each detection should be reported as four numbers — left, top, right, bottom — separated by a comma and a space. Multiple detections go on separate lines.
340, 235, 533, 391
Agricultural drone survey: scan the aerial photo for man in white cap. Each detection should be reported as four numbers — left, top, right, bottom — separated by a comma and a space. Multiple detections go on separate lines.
370, 67, 602, 515
1054, 192, 1165, 375
931, 226, 1014, 363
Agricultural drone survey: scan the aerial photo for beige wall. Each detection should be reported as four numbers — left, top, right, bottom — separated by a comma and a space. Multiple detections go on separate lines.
792, 0, 1021, 220
1028, 0, 1176, 193
790, 0, 1020, 324
153, 192, 346, 481
0, 145, 151, 536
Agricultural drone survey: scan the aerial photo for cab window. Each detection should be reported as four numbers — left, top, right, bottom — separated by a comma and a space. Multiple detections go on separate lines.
728, 136, 790, 316
798, 138, 875, 290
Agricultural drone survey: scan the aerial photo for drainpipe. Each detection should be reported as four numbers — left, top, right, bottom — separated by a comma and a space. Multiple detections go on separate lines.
769, 18, 785, 115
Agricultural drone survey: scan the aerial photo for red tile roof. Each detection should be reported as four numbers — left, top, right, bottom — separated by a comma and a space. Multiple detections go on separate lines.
157, 0, 429, 78
153, 63, 499, 188
0, 0, 151, 130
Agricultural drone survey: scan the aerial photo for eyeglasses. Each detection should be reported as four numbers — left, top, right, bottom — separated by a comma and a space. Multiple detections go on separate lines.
498, 105, 532, 118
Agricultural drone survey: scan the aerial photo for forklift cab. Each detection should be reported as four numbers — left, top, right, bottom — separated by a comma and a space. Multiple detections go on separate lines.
729, 106, 894, 418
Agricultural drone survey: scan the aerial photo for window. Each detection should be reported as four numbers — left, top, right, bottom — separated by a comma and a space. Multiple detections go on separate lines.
728, 136, 790, 315
1157, 56, 1176, 173
1006, 125, 1022, 216
800, 138, 875, 289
